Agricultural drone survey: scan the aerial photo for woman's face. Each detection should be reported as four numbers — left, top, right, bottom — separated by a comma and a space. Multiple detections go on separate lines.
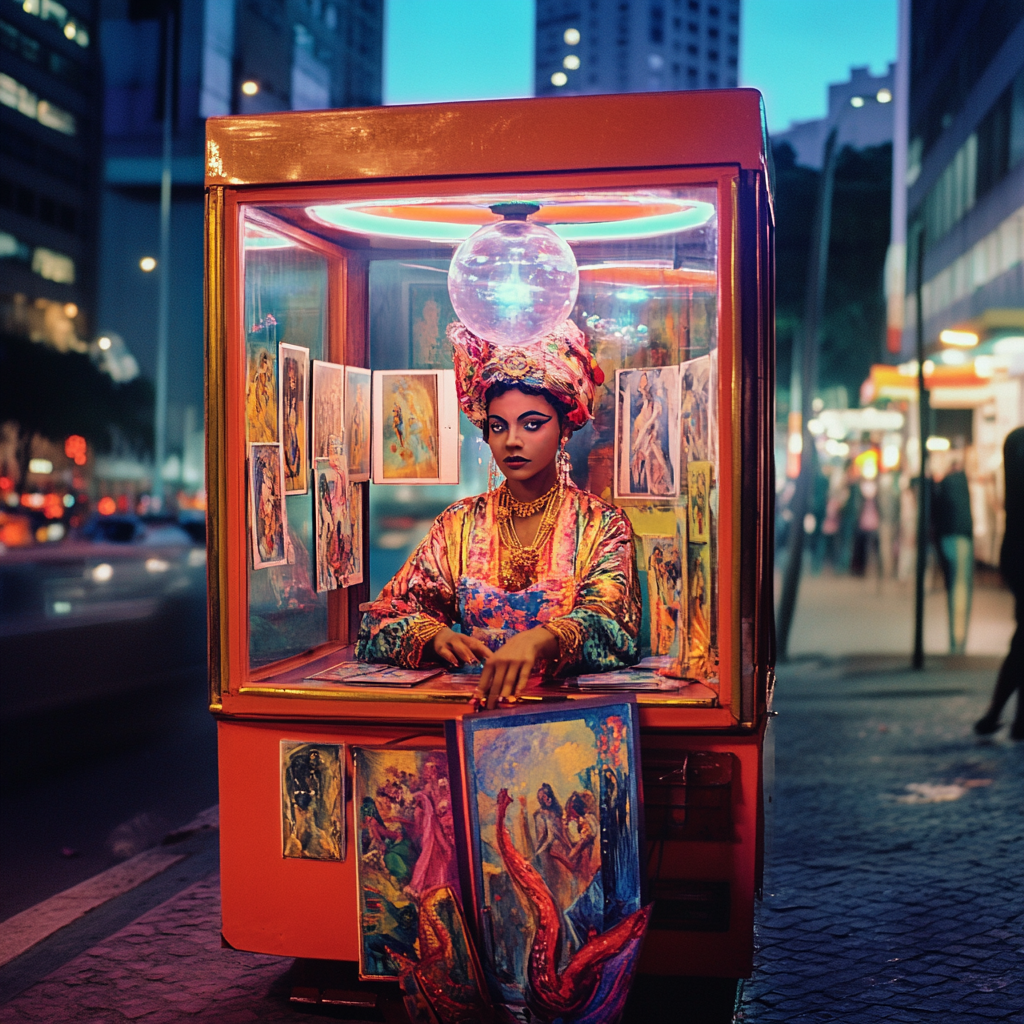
486, 389, 564, 486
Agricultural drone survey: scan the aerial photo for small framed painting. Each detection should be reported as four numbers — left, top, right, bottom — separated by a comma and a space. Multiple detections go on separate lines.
313, 456, 350, 592
372, 369, 459, 485
249, 442, 288, 569
345, 366, 371, 482
614, 365, 682, 500
280, 740, 345, 861
279, 343, 309, 494
311, 359, 344, 463
687, 461, 712, 544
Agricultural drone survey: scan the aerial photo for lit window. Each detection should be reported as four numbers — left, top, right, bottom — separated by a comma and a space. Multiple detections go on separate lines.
0, 74, 76, 135
140, 256, 157, 272
850, 96, 865, 108
97, 336, 112, 350
876, 88, 892, 103
241, 80, 259, 96
563, 27, 580, 45
32, 247, 75, 283
563, 54, 580, 70
551, 71, 568, 87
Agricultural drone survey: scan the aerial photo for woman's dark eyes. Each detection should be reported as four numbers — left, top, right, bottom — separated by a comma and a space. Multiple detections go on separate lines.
523, 420, 546, 431
488, 422, 505, 434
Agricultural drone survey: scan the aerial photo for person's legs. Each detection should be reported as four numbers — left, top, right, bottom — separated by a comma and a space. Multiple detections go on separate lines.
939, 535, 973, 654
976, 596, 1024, 736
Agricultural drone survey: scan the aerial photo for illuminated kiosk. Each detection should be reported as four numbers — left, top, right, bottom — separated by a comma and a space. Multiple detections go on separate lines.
205, 91, 776, 982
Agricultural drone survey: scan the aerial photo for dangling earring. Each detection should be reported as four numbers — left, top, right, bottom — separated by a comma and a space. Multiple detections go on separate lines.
487, 454, 501, 492
557, 437, 572, 488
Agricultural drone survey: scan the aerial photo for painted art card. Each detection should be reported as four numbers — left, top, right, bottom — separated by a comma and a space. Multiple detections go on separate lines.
614, 365, 681, 499
311, 360, 343, 463
641, 534, 685, 658
280, 740, 345, 861
680, 354, 711, 465
352, 747, 460, 981
346, 481, 364, 586
249, 442, 287, 569
345, 366, 371, 482
409, 283, 456, 369
314, 457, 355, 591
687, 461, 712, 544
372, 369, 459, 485
245, 315, 278, 442
448, 698, 649, 1021
687, 542, 713, 678
279, 344, 309, 494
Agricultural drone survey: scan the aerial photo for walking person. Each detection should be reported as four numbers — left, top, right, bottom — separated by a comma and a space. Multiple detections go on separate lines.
976, 427, 1024, 739
931, 447, 974, 655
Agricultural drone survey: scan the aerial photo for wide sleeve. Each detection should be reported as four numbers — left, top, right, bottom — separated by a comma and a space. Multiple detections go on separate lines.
356, 513, 459, 667
546, 506, 641, 674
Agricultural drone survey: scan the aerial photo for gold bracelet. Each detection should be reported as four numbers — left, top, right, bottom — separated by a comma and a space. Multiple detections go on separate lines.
542, 617, 584, 668
402, 615, 447, 667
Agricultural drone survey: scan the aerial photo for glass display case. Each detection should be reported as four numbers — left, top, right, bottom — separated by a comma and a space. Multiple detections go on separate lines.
206, 90, 775, 981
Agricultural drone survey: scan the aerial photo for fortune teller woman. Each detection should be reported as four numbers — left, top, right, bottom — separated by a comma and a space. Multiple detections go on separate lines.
356, 319, 641, 709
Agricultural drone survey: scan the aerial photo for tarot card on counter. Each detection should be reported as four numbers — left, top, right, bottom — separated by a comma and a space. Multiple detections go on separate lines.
280, 741, 345, 861
249, 442, 287, 569
352, 747, 460, 981
447, 697, 651, 1021
279, 344, 309, 494
305, 665, 443, 686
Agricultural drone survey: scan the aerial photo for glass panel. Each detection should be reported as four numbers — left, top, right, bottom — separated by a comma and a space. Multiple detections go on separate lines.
352, 186, 721, 682
243, 220, 330, 669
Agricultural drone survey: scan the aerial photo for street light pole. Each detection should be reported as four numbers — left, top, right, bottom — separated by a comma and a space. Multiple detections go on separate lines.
776, 127, 840, 659
912, 226, 929, 669
153, 3, 174, 511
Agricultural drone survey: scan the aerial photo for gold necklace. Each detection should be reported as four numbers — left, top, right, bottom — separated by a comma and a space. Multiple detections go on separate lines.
498, 481, 559, 519
497, 484, 563, 591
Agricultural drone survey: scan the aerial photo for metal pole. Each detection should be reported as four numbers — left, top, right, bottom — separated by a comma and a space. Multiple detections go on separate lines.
777, 127, 840, 659
153, 4, 174, 511
912, 226, 929, 669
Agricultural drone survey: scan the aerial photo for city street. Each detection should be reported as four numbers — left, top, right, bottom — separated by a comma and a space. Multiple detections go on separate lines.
0, 573, 1019, 1023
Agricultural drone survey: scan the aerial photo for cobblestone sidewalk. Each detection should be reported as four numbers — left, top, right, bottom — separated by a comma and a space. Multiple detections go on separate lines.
737, 656, 1024, 1023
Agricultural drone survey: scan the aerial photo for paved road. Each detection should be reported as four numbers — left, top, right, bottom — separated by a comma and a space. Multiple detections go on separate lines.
0, 655, 1019, 1023
738, 655, 1024, 1023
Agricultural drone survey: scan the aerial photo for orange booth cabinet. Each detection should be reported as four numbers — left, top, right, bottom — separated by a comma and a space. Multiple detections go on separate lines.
205, 90, 776, 982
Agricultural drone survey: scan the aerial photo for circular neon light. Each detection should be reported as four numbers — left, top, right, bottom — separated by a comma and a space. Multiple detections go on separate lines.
306, 199, 715, 244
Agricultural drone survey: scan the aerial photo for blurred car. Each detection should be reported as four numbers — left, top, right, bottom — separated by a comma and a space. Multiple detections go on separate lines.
79, 514, 194, 546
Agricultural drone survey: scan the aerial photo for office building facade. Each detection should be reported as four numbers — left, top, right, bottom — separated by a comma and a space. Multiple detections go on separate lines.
535, 0, 739, 98
1, 0, 102, 347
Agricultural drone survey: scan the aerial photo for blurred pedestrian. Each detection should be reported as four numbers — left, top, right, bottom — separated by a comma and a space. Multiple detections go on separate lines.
975, 427, 1024, 739
931, 447, 974, 655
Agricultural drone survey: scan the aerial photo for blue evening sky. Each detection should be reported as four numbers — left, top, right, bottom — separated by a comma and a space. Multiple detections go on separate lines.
384, 0, 896, 134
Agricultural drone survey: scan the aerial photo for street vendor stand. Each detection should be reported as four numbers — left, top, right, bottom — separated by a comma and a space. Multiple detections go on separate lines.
205, 90, 775, 983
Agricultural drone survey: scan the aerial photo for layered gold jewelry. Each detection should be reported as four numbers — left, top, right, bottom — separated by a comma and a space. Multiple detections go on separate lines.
496, 481, 560, 520
497, 483, 563, 591
542, 616, 584, 668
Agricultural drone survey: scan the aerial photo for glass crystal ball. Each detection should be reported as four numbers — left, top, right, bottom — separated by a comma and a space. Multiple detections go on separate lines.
447, 219, 579, 347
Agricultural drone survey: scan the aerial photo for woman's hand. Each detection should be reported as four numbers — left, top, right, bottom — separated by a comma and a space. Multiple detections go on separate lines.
431, 626, 493, 670
475, 627, 559, 710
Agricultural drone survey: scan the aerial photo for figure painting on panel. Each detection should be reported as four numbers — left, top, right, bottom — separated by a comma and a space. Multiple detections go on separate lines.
314, 457, 353, 591
643, 536, 682, 656
280, 344, 309, 494
680, 354, 711, 464
614, 365, 681, 499
353, 748, 460, 981
345, 367, 371, 481
311, 360, 343, 461
381, 375, 439, 480
280, 741, 344, 861
245, 317, 278, 443
249, 442, 286, 568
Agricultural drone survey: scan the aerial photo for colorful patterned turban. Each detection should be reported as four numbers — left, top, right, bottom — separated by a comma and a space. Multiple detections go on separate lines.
449, 319, 604, 431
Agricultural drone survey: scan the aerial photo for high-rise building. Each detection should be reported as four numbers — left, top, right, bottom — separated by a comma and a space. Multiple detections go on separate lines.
1, 0, 102, 347
96, 0, 382, 495
535, 0, 739, 98
901, 0, 1024, 360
